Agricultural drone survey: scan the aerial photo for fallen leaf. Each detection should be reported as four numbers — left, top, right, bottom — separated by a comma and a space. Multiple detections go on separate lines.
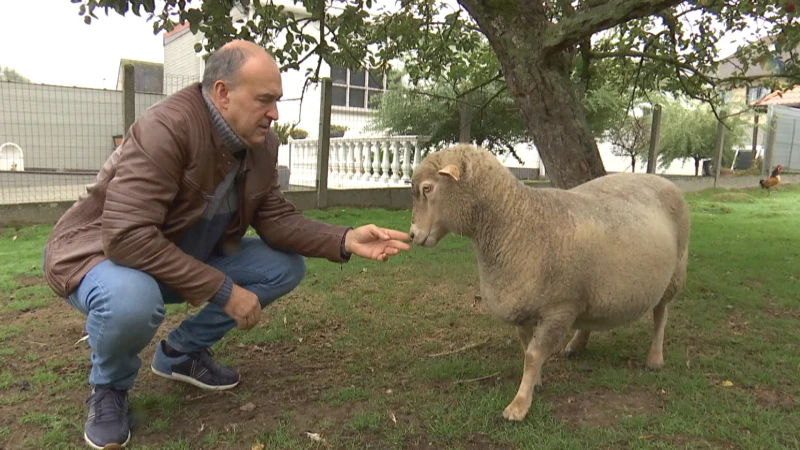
251, 443, 265, 450
721, 380, 734, 387
12, 235, 18, 241
198, 422, 205, 433
305, 431, 324, 442
240, 402, 256, 412
389, 412, 397, 424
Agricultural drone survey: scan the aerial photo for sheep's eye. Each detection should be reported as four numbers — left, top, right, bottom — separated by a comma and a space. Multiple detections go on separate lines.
422, 184, 432, 194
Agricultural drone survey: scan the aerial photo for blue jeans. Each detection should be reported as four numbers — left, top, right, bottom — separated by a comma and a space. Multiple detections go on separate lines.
64, 237, 306, 390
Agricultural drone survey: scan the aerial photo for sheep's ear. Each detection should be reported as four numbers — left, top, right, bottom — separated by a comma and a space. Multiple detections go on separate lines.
438, 164, 460, 181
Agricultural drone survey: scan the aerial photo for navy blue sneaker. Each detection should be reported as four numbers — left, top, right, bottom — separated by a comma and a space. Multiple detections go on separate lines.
150, 340, 239, 390
84, 387, 130, 449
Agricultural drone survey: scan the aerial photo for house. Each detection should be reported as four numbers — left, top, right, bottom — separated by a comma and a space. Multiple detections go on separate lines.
115, 59, 164, 94
713, 35, 800, 173
161, 2, 389, 142
752, 85, 800, 172
713, 35, 794, 167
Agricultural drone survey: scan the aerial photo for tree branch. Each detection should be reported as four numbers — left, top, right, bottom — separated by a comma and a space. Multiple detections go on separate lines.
543, 0, 685, 56
591, 50, 707, 79
591, 50, 799, 86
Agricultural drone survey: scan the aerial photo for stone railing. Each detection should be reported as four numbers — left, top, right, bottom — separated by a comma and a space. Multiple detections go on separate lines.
286, 135, 430, 189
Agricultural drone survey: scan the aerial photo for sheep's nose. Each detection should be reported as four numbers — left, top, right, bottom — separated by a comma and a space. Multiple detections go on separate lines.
409, 230, 415, 240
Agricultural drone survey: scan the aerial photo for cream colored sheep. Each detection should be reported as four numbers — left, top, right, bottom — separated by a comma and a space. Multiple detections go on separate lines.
408, 144, 690, 422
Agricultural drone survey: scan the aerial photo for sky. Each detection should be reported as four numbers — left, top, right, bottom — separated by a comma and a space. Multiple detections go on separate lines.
0, 0, 164, 90
0, 0, 757, 91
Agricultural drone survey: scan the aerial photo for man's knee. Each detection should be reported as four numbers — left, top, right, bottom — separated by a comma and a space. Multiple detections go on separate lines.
257, 252, 306, 308
280, 253, 306, 291
80, 261, 166, 332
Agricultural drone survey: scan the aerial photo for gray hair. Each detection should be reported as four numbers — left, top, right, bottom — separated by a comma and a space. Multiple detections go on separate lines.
201, 46, 249, 91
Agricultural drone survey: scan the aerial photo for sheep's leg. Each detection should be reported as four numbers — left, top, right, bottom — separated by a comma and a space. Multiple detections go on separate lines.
563, 329, 591, 357
646, 302, 668, 369
503, 318, 570, 422
513, 324, 543, 391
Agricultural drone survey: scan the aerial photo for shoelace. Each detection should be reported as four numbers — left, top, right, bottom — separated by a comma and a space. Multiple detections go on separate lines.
87, 388, 127, 423
188, 348, 221, 374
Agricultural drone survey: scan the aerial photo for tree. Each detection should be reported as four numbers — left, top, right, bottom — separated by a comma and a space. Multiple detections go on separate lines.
657, 95, 748, 176
607, 111, 652, 172
71, 0, 800, 188
0, 67, 31, 83
366, 70, 529, 163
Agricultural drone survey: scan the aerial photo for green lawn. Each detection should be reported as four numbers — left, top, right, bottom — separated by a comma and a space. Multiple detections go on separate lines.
0, 183, 798, 449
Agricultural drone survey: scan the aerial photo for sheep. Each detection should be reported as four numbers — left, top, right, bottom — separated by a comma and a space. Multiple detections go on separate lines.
408, 144, 690, 422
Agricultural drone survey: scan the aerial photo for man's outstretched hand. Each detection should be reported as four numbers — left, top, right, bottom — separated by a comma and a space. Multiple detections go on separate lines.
345, 225, 411, 262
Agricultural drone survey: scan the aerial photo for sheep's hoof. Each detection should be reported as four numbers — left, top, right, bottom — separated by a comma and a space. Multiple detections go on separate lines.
533, 383, 544, 393
502, 399, 531, 421
562, 349, 581, 359
645, 360, 664, 370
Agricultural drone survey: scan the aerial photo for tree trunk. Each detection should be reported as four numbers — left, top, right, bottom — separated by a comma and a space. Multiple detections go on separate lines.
493, 55, 608, 189
694, 157, 700, 176
631, 155, 636, 173
457, 2, 607, 189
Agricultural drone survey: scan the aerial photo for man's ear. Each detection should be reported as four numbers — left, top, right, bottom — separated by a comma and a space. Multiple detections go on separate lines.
438, 164, 460, 181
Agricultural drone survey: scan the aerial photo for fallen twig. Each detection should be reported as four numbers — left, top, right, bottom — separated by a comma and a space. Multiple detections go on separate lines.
24, 341, 47, 347
454, 372, 500, 384
427, 339, 489, 358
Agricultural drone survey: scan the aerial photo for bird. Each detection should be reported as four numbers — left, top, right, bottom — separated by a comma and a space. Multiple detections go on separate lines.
759, 164, 783, 196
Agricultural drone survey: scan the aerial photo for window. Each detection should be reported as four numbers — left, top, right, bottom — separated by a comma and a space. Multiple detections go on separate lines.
331, 65, 388, 109
747, 86, 770, 104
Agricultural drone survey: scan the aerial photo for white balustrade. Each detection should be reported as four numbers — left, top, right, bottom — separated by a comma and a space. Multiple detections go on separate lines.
286, 135, 429, 189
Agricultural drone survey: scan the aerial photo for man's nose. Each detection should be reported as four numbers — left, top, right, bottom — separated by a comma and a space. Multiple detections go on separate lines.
266, 105, 279, 120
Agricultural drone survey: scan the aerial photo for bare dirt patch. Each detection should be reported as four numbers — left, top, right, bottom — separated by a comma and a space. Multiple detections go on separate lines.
546, 387, 664, 428
752, 386, 797, 411
12, 274, 46, 287
0, 292, 376, 448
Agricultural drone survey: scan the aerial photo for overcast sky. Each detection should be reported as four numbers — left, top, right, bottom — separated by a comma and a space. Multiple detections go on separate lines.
0, 0, 756, 91
0, 0, 163, 90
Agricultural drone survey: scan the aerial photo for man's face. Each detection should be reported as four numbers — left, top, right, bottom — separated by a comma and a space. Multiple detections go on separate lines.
214, 56, 282, 148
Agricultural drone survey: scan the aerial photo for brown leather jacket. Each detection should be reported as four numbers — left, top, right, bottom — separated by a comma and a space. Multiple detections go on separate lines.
43, 83, 350, 306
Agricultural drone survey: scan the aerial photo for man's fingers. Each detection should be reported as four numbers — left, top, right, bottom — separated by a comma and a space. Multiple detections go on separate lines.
386, 240, 411, 251
381, 228, 410, 241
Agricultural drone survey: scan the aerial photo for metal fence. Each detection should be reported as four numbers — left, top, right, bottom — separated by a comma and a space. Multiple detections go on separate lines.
0, 68, 531, 208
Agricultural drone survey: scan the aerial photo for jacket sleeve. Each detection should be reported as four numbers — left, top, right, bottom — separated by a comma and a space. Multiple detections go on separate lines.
252, 163, 352, 263
100, 107, 228, 306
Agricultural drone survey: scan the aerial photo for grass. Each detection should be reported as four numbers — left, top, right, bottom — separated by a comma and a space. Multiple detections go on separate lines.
0, 183, 799, 449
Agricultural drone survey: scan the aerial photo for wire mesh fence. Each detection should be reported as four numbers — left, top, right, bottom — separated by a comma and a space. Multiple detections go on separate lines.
0, 75, 208, 206
1, 71, 446, 208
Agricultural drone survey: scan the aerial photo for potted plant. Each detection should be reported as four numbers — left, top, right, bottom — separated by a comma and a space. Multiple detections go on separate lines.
290, 128, 308, 140
271, 122, 294, 145
330, 124, 348, 138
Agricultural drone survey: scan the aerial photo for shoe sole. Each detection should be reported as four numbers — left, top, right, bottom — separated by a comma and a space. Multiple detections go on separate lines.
150, 365, 239, 390
84, 431, 130, 449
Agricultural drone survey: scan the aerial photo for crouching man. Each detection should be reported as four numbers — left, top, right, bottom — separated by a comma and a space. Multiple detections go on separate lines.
41, 40, 410, 449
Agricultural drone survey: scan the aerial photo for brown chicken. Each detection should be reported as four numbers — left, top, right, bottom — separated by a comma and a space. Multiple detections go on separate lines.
759, 164, 783, 196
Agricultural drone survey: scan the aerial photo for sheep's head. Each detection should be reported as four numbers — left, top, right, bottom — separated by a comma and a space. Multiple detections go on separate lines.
409, 146, 475, 247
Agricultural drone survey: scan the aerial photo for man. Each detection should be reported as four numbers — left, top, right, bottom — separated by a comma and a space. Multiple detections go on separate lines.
42, 40, 410, 449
